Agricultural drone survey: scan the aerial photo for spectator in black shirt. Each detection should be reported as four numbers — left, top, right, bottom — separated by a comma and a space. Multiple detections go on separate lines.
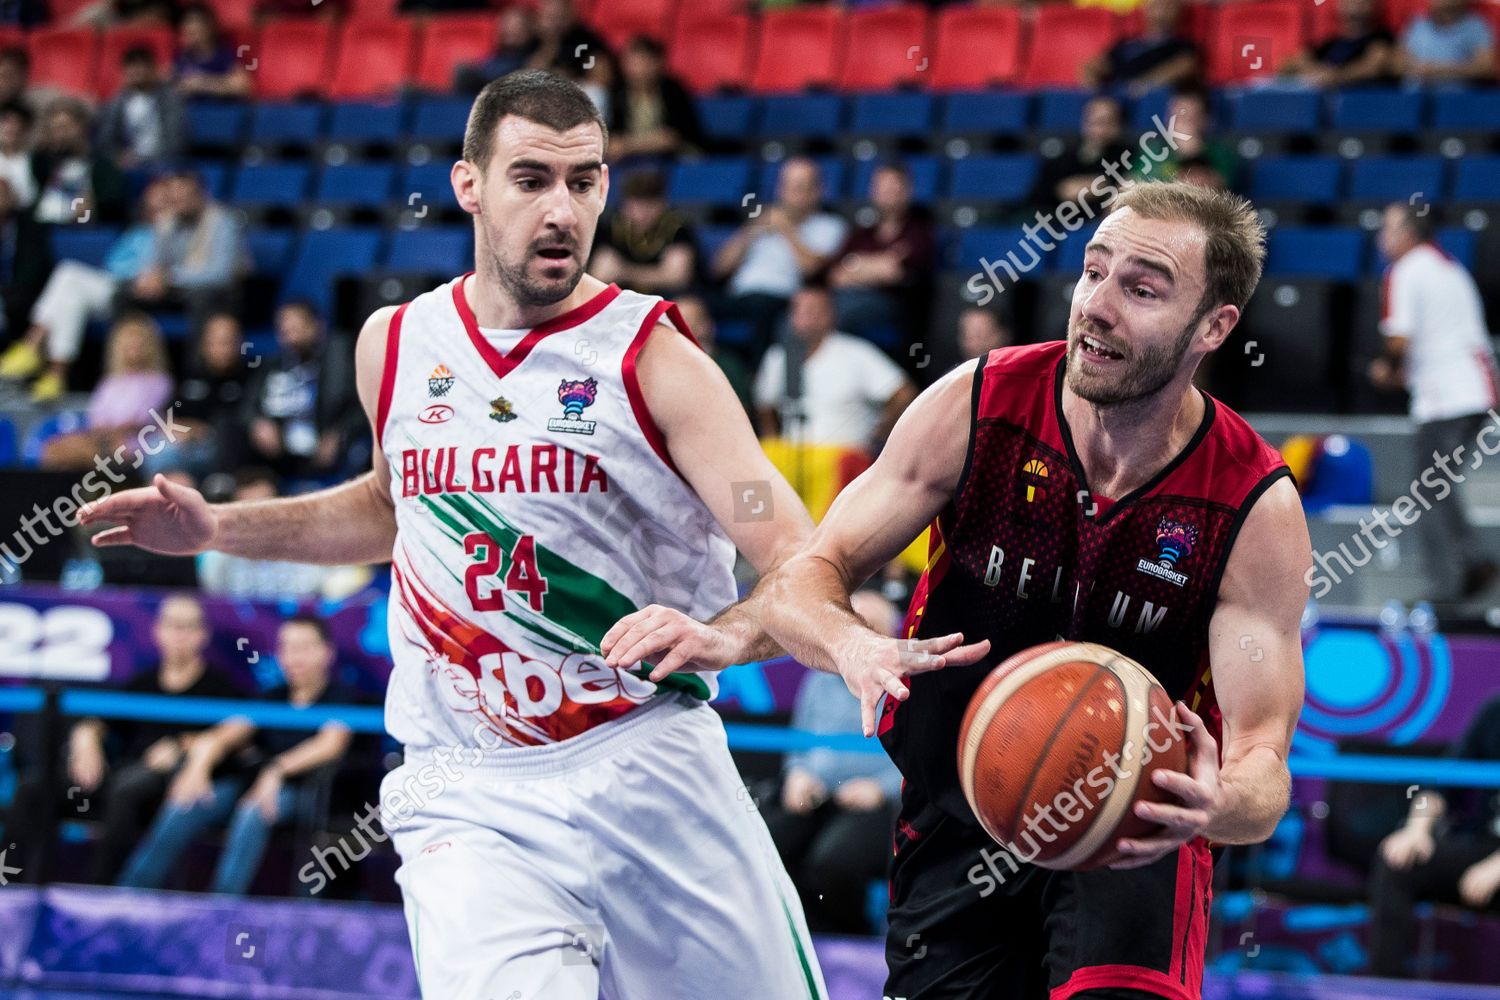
0, 594, 242, 883
454, 6, 538, 95
142, 311, 249, 480
243, 300, 362, 481
1279, 0, 1397, 87
608, 35, 703, 167
589, 170, 695, 297
1082, 0, 1200, 96
1033, 94, 1131, 217
120, 615, 356, 895
97, 46, 186, 170
1369, 696, 1500, 977
528, 0, 613, 116
30, 97, 129, 225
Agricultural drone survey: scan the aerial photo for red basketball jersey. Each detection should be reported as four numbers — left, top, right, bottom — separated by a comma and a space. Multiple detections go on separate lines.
881, 341, 1290, 824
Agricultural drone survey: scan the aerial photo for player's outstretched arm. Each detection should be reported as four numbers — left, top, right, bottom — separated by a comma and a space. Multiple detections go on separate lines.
1113, 477, 1311, 866
80, 308, 401, 566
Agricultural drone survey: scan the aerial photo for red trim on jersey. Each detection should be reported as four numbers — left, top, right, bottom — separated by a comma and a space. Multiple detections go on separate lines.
374, 301, 410, 445
451, 274, 622, 381
1049, 966, 1197, 1000
622, 299, 683, 478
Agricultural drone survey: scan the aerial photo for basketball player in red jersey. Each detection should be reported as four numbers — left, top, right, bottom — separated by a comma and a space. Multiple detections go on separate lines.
604, 182, 1311, 999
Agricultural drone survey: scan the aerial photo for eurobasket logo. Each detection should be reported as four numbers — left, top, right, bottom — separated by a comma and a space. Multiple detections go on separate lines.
547, 377, 598, 436
1136, 518, 1198, 588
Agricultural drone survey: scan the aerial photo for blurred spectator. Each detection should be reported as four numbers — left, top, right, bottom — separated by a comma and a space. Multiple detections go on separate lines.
528, 0, 614, 116
0, 47, 61, 119
675, 294, 752, 417
173, 4, 251, 101
116, 166, 246, 331
1033, 94, 1131, 216
243, 301, 363, 481
0, 175, 166, 400
607, 36, 703, 165
0, 595, 241, 883
1370, 695, 1500, 976
825, 162, 936, 349
957, 306, 1014, 361
589, 170, 695, 297
761, 589, 904, 934
1082, 0, 1200, 95
1398, 0, 1496, 83
31, 98, 129, 225
1369, 201, 1498, 600
454, 6, 538, 94
713, 157, 847, 360
0, 177, 52, 341
140, 311, 248, 478
120, 615, 356, 896
40, 312, 174, 468
1279, 0, 1397, 87
1130, 85, 1235, 190
754, 285, 916, 453
70, 0, 177, 29
98, 47, 186, 170
0, 102, 35, 208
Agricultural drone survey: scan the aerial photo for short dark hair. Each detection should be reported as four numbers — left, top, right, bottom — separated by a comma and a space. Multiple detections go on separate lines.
278, 298, 321, 322
122, 45, 156, 68
1391, 200, 1435, 242
0, 47, 28, 73
621, 169, 665, 200
462, 69, 608, 172
0, 101, 32, 129
625, 35, 665, 59
283, 613, 331, 645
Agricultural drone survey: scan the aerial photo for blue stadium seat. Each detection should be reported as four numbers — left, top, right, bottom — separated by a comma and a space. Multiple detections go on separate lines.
758, 94, 845, 137
0, 416, 17, 467
1228, 90, 1322, 133
384, 227, 472, 274
1251, 156, 1342, 203
186, 100, 247, 148
248, 101, 325, 146
231, 163, 311, 207
946, 153, 1039, 203
939, 91, 1029, 134
50, 226, 123, 267
1050, 219, 1101, 272
1265, 227, 1365, 281
1371, 227, 1480, 273
408, 96, 473, 143
245, 228, 297, 278
401, 162, 455, 208
194, 161, 230, 200
1330, 89, 1424, 132
1347, 156, 1445, 201
951, 226, 1028, 274
848, 93, 936, 136
1453, 155, 1500, 201
667, 158, 753, 208
314, 163, 396, 208
757, 156, 847, 203
1431, 90, 1500, 129
849, 155, 942, 204
694, 224, 737, 271
327, 100, 408, 145
1127, 88, 1171, 135
696, 95, 757, 144
1035, 89, 1090, 130
21, 411, 87, 467
280, 228, 384, 314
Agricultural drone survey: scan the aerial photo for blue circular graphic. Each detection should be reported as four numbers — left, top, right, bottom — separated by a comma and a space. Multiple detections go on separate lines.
1304, 630, 1390, 710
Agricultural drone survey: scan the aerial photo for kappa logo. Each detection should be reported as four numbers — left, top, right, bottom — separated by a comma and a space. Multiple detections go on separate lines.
427, 364, 455, 398
419, 404, 453, 425
547, 377, 598, 436
1135, 518, 1199, 588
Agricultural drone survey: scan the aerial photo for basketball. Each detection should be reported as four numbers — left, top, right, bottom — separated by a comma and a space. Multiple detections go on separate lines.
957, 641, 1189, 871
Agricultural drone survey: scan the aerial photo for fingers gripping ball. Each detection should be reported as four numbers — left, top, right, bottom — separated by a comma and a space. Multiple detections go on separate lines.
957, 641, 1188, 870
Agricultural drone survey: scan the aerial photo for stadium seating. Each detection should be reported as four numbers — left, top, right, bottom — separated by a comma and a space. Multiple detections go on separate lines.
326, 100, 407, 147
51, 226, 123, 268
938, 91, 1030, 139
759, 93, 844, 141
588, 0, 677, 49
186, 101, 249, 151
280, 227, 384, 314
848, 155, 943, 205
669, 13, 754, 93
328, 18, 416, 100
314, 163, 397, 209
384, 227, 473, 275
1018, 7, 1116, 88
668, 158, 754, 209
231, 162, 313, 210
97, 26, 174, 99
414, 14, 496, 93
928, 6, 1024, 91
846, 92, 936, 142
1266, 227, 1366, 281
1205, 0, 1305, 85
249, 101, 326, 149
254, 20, 335, 100
750, 7, 843, 93
836, 5, 930, 92
27, 27, 98, 96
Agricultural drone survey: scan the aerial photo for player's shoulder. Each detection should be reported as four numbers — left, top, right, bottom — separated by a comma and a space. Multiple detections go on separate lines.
1204, 391, 1286, 475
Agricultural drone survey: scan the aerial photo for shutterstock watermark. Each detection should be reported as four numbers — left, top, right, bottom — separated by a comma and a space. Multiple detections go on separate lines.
1306, 408, 1500, 599
965, 114, 1194, 307
0, 406, 189, 570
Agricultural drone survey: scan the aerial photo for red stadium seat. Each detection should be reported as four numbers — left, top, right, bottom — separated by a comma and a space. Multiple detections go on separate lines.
97, 26, 175, 98
929, 5, 1025, 90
589, 0, 677, 49
1118, 1, 1213, 46
1019, 6, 1118, 87
44, 0, 95, 23
28, 28, 98, 97
669, 13, 753, 93
328, 17, 416, 99
1206, 0, 1306, 83
749, 7, 843, 93
348, 0, 400, 19
1382, 0, 1428, 31
0, 27, 23, 51
415, 14, 497, 92
1308, 0, 1343, 44
837, 5, 930, 91
208, 0, 257, 35
254, 19, 335, 99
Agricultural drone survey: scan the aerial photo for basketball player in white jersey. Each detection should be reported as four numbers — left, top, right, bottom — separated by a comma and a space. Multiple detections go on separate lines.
76, 70, 978, 999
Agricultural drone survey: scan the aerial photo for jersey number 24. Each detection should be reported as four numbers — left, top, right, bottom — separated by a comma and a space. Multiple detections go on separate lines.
463, 532, 548, 613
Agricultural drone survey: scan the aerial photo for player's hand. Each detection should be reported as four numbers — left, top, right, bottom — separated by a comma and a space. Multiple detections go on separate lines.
142, 737, 184, 773
79, 474, 219, 555
1112, 702, 1222, 869
836, 632, 990, 738
167, 763, 216, 807
600, 604, 737, 680
1459, 853, 1500, 908
1381, 823, 1437, 870
782, 768, 827, 815
67, 737, 106, 794
834, 778, 887, 812
244, 770, 285, 823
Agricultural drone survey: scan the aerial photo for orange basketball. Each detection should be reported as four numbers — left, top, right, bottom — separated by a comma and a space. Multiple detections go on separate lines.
957, 641, 1189, 871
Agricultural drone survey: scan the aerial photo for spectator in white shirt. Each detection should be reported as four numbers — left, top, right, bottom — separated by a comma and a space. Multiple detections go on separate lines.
754, 284, 916, 454
713, 157, 847, 361
1370, 201, 1499, 600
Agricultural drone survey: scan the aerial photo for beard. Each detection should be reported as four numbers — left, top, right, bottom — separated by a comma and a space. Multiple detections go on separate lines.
1065, 315, 1200, 407
490, 232, 587, 308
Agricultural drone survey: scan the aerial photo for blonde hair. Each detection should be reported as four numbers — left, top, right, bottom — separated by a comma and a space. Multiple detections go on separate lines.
1111, 182, 1266, 314
105, 312, 170, 376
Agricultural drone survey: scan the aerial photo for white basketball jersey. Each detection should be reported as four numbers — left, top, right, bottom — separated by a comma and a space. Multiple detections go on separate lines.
376, 275, 738, 749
